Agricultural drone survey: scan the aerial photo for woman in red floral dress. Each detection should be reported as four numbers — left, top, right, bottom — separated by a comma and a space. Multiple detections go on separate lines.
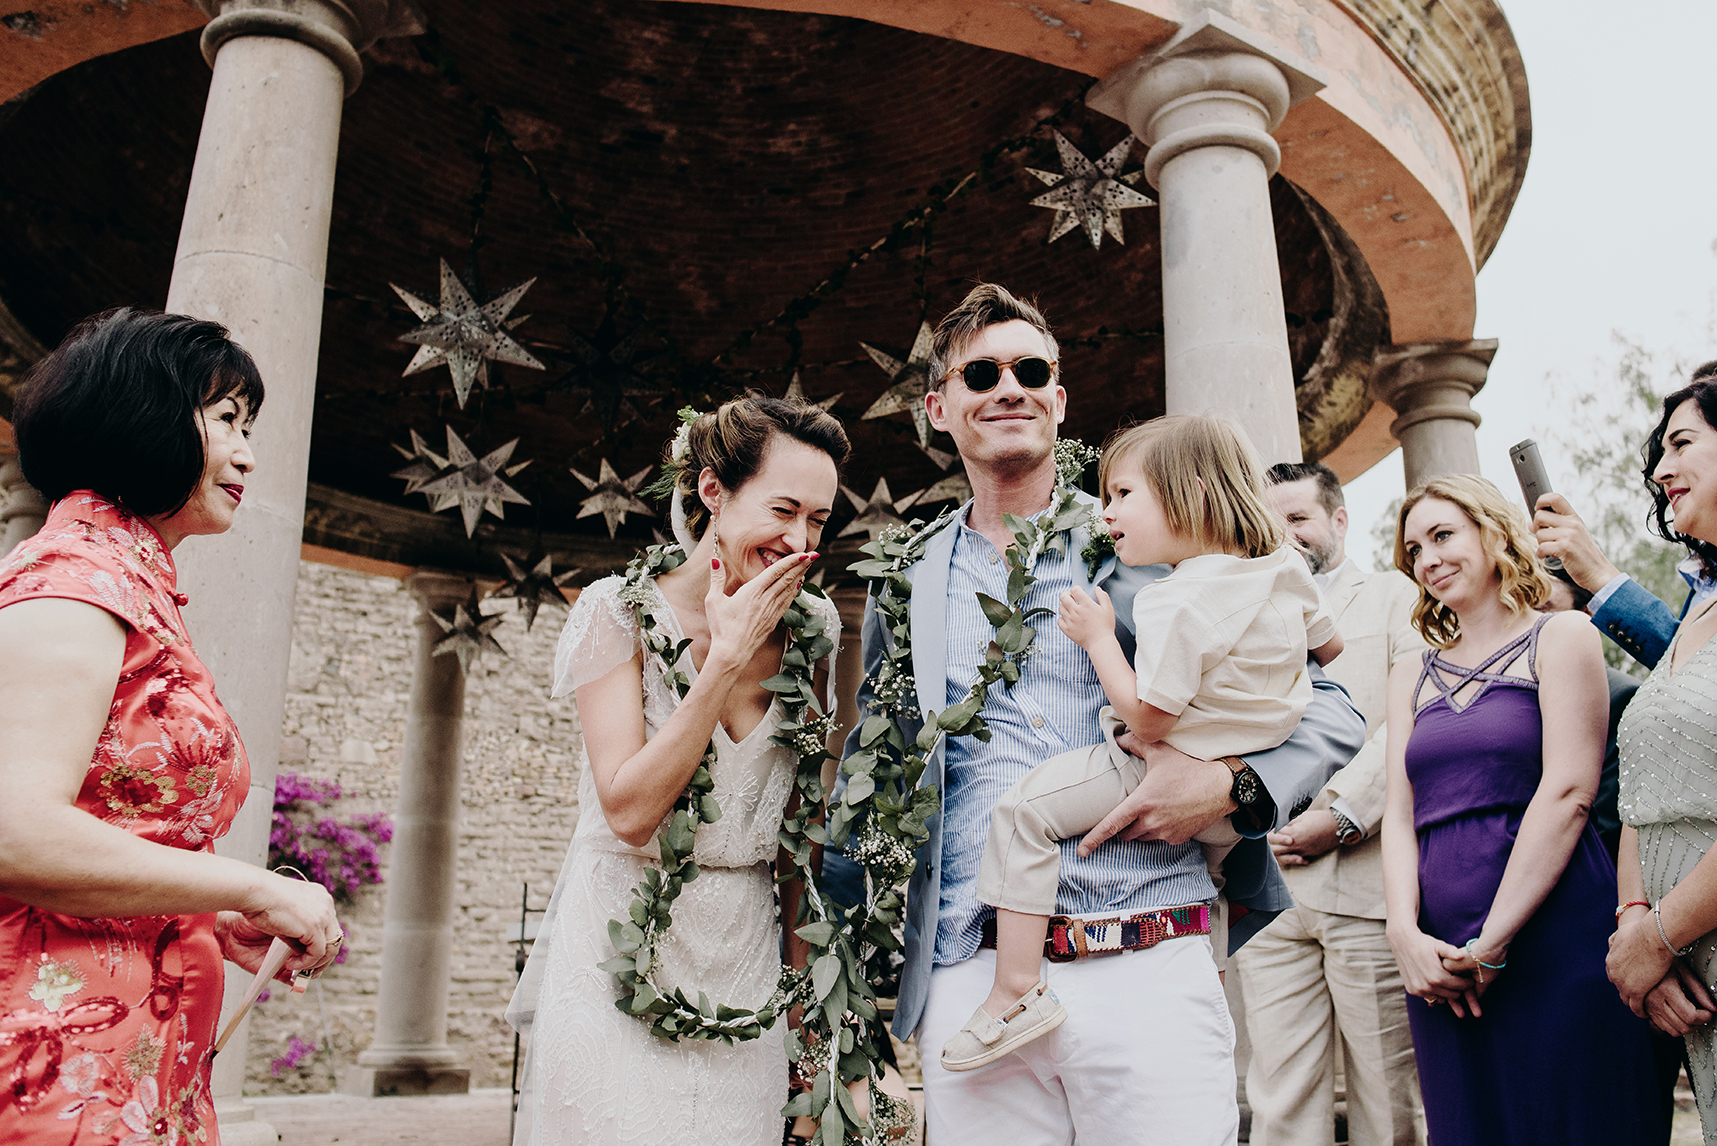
0, 309, 343, 1145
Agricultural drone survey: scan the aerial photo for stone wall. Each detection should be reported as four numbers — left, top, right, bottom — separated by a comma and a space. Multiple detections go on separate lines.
245, 560, 582, 1094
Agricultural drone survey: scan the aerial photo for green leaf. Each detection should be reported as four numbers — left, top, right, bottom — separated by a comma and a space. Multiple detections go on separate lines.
1006, 560, 1030, 605
761, 673, 801, 693
597, 955, 635, 977
796, 921, 837, 947
781, 1093, 814, 1118
811, 953, 842, 1000
844, 773, 876, 803
859, 714, 894, 747
975, 592, 1013, 627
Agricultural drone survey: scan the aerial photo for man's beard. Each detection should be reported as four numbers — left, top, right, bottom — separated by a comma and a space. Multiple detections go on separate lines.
1299, 534, 1341, 575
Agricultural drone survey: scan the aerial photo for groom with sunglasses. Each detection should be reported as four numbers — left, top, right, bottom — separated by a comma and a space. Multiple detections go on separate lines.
844, 283, 1366, 1144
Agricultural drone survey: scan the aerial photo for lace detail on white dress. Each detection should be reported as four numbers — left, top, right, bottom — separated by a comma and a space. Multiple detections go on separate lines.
510, 575, 841, 1146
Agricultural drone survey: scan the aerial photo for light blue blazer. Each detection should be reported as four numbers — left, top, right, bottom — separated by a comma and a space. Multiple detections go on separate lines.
841, 492, 1368, 1040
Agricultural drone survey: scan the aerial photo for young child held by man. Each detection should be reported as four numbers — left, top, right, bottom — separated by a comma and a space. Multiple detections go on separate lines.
940, 414, 1343, 1072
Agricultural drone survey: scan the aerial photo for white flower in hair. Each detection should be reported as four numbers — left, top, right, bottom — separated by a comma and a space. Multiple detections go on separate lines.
670, 405, 700, 465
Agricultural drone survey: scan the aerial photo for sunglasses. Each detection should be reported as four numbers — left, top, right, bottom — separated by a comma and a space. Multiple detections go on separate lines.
943, 356, 1057, 392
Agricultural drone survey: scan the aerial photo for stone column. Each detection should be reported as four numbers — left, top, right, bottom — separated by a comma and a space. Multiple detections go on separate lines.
344, 571, 475, 1095
0, 445, 47, 556
1087, 12, 1326, 466
162, 2, 421, 1135
1371, 339, 1497, 489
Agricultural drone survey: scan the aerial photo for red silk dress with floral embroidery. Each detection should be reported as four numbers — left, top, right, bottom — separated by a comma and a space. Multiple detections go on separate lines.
0, 492, 250, 1145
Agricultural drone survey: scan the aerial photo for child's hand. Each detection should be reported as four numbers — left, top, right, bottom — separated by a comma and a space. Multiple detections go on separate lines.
1058, 586, 1116, 649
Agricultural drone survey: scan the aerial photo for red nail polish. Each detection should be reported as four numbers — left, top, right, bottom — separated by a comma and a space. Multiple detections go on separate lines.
711, 559, 720, 570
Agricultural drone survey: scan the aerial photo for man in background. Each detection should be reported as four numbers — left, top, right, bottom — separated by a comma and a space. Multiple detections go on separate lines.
1234, 462, 1425, 1146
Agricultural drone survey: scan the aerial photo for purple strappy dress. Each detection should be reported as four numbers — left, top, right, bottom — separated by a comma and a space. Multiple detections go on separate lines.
1403, 618, 1662, 1145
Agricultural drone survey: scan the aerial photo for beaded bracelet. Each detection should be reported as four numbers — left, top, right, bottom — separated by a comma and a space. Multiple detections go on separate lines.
1654, 901, 1697, 958
1465, 938, 1507, 984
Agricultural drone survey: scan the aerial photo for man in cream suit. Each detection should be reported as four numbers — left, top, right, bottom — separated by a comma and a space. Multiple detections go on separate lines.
1234, 462, 1425, 1146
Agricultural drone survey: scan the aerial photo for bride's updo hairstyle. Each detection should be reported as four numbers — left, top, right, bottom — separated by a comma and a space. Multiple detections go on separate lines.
671, 392, 850, 540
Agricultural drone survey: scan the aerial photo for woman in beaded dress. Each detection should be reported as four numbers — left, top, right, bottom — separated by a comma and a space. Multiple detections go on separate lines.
507, 397, 848, 1146
1381, 474, 1661, 1146
1611, 377, 1717, 1143
0, 310, 343, 1145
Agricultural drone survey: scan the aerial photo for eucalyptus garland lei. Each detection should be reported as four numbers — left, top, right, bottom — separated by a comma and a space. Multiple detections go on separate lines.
598, 439, 1100, 1145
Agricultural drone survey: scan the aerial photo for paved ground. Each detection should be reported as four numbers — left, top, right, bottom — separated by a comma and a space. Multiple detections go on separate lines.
249, 1089, 516, 1146
245, 1083, 1703, 1145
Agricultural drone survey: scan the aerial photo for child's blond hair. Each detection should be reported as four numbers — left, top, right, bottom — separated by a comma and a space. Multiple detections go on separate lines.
1098, 415, 1286, 559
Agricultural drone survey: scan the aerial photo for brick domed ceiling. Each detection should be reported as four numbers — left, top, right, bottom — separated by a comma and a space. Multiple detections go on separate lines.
0, 0, 1372, 571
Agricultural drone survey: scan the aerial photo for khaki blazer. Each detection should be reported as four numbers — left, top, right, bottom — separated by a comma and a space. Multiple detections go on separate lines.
1281, 558, 1425, 920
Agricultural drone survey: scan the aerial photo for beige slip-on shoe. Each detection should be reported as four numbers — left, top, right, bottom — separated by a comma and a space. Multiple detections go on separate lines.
939, 982, 1067, 1072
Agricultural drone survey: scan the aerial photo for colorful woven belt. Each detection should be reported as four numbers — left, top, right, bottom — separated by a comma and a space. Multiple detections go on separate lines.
979, 905, 1212, 963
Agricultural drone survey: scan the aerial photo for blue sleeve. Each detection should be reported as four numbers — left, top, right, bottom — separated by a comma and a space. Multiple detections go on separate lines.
1236, 670, 1367, 838
1590, 577, 1680, 670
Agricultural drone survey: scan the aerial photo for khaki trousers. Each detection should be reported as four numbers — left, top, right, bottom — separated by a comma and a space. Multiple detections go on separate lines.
976, 708, 1238, 917
1233, 903, 1423, 1146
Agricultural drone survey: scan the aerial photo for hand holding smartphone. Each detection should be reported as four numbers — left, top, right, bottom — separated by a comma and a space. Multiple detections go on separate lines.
1508, 439, 1563, 571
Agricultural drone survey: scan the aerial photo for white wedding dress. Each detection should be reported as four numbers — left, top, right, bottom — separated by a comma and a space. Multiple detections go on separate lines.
508, 573, 840, 1146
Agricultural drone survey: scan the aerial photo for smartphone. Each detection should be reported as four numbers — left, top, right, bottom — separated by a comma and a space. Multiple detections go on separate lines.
1509, 439, 1563, 571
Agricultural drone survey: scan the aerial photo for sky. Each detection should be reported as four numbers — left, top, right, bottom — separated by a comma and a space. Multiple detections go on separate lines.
1340, 0, 1717, 568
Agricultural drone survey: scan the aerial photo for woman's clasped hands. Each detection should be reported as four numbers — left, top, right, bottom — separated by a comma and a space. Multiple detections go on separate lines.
1389, 923, 1500, 1018
1609, 903, 1715, 1037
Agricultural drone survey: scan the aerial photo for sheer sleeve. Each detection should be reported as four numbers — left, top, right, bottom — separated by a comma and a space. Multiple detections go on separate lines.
551, 576, 642, 699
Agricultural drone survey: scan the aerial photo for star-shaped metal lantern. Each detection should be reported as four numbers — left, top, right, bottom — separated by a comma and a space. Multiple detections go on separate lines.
1026, 131, 1155, 249
393, 426, 532, 537
785, 370, 842, 412
431, 588, 508, 674
493, 552, 580, 632
916, 470, 974, 507
391, 429, 456, 509
860, 322, 937, 447
391, 259, 546, 407
558, 316, 667, 440
838, 477, 930, 542
571, 458, 655, 539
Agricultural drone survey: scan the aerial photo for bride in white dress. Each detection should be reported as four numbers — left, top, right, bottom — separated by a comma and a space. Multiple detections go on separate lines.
509, 396, 849, 1145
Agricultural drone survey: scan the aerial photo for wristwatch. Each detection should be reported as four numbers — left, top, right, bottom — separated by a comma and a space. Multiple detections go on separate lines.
1220, 756, 1275, 835
1330, 808, 1363, 846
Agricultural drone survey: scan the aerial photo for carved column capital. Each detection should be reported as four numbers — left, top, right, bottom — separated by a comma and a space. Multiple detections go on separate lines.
192, 0, 425, 97
1371, 339, 1497, 436
405, 568, 476, 615
1088, 11, 1326, 186
1371, 338, 1498, 487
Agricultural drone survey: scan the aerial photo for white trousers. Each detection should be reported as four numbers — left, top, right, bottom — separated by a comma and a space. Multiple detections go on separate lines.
918, 940, 1239, 1146
1232, 903, 1423, 1146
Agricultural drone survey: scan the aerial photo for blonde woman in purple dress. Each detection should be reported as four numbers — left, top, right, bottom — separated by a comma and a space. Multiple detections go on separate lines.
1381, 474, 1660, 1145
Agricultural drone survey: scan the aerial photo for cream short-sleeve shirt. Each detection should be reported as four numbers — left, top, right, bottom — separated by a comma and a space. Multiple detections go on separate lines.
1130, 547, 1336, 760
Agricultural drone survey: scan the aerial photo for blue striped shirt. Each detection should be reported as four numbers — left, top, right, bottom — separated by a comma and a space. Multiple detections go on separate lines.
933, 508, 1215, 967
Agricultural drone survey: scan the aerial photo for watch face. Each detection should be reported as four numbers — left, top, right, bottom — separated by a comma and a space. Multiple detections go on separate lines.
1233, 768, 1260, 806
